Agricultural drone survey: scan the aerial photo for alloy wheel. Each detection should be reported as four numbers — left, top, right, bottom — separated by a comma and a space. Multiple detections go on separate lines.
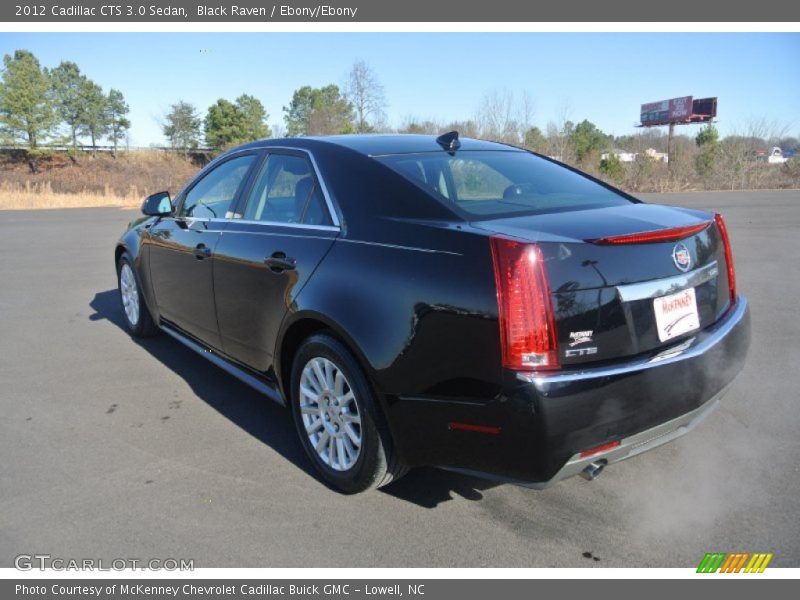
299, 357, 362, 471
119, 263, 140, 327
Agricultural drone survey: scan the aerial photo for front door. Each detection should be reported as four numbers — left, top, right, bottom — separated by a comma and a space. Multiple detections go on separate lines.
148, 152, 258, 349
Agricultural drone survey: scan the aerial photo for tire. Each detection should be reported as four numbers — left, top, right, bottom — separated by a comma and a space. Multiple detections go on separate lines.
117, 253, 159, 338
290, 333, 407, 493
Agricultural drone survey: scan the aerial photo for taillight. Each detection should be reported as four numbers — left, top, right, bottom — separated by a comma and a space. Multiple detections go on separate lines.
714, 213, 737, 307
489, 236, 559, 371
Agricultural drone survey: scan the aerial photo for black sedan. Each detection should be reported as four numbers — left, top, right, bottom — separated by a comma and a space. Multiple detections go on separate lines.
115, 133, 750, 493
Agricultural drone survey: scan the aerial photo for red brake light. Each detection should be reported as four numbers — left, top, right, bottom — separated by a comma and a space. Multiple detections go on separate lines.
490, 236, 559, 371
714, 213, 737, 307
587, 222, 711, 245
580, 440, 621, 458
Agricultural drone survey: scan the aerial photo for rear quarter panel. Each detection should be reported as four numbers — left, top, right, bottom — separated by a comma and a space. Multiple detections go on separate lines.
283, 219, 503, 463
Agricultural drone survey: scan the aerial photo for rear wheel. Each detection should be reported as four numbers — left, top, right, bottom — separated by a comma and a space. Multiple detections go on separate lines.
290, 333, 406, 493
117, 253, 159, 337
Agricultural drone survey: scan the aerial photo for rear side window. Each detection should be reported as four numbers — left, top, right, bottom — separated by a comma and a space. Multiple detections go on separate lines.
241, 154, 332, 226
376, 151, 632, 218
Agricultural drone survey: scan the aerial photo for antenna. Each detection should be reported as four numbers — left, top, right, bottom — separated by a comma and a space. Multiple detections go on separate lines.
436, 131, 461, 152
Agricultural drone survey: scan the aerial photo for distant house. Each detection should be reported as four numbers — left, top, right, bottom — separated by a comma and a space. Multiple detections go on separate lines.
601, 149, 638, 163
644, 148, 669, 163
767, 147, 788, 164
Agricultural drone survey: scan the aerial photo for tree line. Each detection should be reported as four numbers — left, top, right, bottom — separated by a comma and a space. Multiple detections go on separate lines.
2, 49, 796, 191
0, 50, 130, 156
0, 49, 386, 155
161, 59, 385, 153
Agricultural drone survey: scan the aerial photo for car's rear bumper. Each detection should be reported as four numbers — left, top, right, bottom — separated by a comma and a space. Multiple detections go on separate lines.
390, 296, 750, 486
520, 382, 729, 488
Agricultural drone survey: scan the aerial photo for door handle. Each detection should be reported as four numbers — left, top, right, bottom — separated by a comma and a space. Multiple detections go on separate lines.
264, 252, 296, 273
194, 243, 211, 260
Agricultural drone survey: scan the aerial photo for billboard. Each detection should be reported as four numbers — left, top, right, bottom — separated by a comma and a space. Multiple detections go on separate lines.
691, 97, 718, 122
640, 96, 693, 126
639, 96, 717, 126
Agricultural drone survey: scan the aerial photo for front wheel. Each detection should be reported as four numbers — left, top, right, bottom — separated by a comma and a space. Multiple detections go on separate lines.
290, 333, 406, 493
117, 253, 159, 337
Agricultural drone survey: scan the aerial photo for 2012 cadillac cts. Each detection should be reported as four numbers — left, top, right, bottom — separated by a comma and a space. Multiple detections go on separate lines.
115, 133, 750, 493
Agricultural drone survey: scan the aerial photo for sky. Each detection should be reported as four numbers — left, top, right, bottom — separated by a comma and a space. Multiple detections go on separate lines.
2, 32, 798, 146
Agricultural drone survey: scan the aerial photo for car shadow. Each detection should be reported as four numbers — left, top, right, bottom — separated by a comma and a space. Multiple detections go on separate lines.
89, 289, 316, 482
90, 288, 501, 507
379, 468, 501, 508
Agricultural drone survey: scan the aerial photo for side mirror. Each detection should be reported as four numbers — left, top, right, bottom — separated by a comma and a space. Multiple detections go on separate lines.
141, 191, 173, 217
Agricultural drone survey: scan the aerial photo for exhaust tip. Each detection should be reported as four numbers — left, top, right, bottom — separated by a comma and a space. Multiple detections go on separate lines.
580, 460, 607, 481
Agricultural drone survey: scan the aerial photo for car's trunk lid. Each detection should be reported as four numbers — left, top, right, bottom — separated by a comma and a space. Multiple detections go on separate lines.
473, 203, 733, 367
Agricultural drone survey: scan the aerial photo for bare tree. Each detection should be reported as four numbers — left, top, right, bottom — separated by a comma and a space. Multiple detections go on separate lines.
517, 90, 536, 143
546, 100, 574, 163
271, 122, 286, 139
344, 60, 387, 133
475, 89, 517, 143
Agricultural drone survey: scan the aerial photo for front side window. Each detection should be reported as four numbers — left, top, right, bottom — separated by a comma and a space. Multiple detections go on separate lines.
241, 154, 332, 226
180, 154, 256, 219
377, 151, 633, 218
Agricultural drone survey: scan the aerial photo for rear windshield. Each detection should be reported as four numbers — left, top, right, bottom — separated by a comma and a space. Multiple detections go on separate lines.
376, 150, 633, 218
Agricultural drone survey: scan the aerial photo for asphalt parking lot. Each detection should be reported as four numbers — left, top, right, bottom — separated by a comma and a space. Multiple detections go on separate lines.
1, 191, 798, 568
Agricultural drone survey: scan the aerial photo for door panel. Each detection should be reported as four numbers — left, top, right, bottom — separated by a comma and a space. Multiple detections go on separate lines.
214, 224, 337, 371
148, 218, 226, 347
213, 152, 338, 371
146, 152, 259, 349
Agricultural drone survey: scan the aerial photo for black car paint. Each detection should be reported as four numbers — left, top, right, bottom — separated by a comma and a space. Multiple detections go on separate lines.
117, 135, 750, 486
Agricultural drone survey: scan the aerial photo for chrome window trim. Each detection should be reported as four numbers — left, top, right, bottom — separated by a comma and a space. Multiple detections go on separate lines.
238, 145, 341, 228
209, 218, 339, 233
615, 260, 719, 303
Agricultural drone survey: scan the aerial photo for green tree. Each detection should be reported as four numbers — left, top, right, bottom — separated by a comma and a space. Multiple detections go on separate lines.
695, 124, 720, 178
49, 60, 87, 152
599, 153, 626, 183
204, 98, 247, 149
523, 126, 547, 153
77, 79, 109, 154
570, 120, 609, 163
106, 88, 130, 156
204, 95, 271, 149
0, 49, 55, 148
163, 100, 201, 156
235, 94, 270, 140
283, 84, 353, 136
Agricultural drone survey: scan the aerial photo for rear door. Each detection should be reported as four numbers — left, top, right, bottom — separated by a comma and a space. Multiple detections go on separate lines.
148, 152, 259, 348
213, 151, 339, 371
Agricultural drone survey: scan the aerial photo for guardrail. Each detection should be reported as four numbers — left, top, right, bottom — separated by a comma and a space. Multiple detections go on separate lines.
0, 145, 214, 153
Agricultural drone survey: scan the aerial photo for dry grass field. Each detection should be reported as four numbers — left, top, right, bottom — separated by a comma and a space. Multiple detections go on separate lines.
0, 150, 201, 210
0, 181, 142, 210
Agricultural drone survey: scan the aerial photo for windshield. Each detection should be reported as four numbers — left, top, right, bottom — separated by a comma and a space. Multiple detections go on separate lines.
376, 150, 634, 218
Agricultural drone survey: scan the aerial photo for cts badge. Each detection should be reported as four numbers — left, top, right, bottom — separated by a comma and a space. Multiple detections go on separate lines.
672, 242, 692, 272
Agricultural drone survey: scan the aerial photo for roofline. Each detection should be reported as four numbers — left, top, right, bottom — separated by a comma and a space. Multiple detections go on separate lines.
230, 134, 529, 157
